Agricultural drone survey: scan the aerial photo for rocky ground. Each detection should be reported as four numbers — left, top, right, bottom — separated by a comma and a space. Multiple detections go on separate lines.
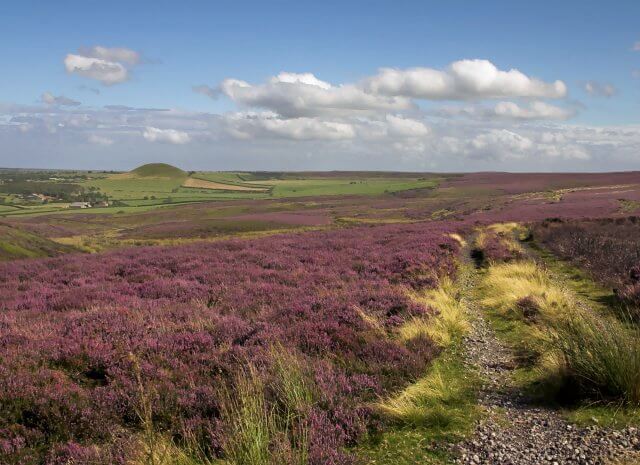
452, 259, 640, 465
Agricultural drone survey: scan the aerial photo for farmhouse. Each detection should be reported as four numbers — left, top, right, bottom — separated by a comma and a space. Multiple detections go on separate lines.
69, 201, 92, 209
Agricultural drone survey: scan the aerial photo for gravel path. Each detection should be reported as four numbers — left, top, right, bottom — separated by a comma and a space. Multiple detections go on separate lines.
452, 254, 640, 465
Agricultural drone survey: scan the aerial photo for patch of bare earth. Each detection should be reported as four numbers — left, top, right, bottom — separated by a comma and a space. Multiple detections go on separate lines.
182, 177, 268, 192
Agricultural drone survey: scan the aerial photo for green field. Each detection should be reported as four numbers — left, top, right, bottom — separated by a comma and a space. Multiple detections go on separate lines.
0, 164, 443, 217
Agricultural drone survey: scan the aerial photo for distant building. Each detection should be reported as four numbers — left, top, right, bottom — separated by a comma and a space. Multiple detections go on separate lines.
69, 202, 92, 209
25, 194, 43, 202
94, 201, 110, 207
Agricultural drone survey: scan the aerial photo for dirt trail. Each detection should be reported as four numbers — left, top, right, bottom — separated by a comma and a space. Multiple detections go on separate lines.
452, 246, 640, 465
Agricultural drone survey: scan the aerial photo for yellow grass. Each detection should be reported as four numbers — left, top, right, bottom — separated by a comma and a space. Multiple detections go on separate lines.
378, 362, 461, 424
402, 276, 470, 348
479, 261, 574, 321
182, 178, 268, 192
447, 233, 467, 247
476, 223, 526, 259
128, 435, 205, 465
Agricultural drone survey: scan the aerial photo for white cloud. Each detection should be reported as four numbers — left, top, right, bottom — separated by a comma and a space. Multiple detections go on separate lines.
385, 114, 431, 137
80, 46, 140, 65
223, 112, 356, 140
363, 59, 567, 100
470, 129, 533, 158
437, 101, 573, 121
65, 54, 129, 85
41, 92, 81, 107
633, 41, 640, 51
143, 126, 191, 144
584, 81, 616, 97
270, 72, 331, 89
88, 134, 114, 146
493, 101, 573, 120
217, 72, 414, 118
64, 46, 141, 85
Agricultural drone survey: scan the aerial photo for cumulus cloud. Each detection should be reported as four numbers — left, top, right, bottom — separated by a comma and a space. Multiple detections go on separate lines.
64, 46, 141, 85
210, 61, 566, 123
363, 59, 567, 100
492, 101, 573, 120
1, 103, 639, 170
437, 101, 573, 121
142, 126, 191, 144
216, 72, 414, 118
223, 112, 356, 140
584, 81, 616, 97
385, 114, 431, 137
79, 46, 140, 65
470, 129, 533, 158
41, 92, 81, 107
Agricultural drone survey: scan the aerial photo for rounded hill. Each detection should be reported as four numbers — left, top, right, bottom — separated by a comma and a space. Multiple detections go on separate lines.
130, 163, 187, 178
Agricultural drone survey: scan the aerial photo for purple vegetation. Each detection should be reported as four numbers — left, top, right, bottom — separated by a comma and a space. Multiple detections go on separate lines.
532, 217, 640, 317
0, 222, 459, 464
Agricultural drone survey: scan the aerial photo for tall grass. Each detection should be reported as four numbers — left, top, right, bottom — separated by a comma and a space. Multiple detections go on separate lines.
129, 353, 214, 465
219, 365, 274, 465
219, 348, 314, 465
551, 310, 640, 404
478, 260, 640, 405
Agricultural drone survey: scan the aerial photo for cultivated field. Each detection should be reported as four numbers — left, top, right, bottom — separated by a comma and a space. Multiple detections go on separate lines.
1, 169, 640, 465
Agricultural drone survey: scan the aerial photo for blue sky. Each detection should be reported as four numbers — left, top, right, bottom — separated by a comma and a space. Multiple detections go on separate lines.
1, 0, 639, 171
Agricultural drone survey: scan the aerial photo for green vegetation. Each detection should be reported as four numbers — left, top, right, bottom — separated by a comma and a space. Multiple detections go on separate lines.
358, 265, 480, 465
218, 349, 313, 465
475, 225, 640, 414
0, 166, 443, 218
130, 163, 187, 178
0, 223, 78, 260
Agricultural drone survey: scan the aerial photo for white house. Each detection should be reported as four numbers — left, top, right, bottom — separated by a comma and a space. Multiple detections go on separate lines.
69, 202, 92, 209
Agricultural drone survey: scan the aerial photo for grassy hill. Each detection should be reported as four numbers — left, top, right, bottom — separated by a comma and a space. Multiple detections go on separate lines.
130, 163, 187, 178
0, 223, 78, 260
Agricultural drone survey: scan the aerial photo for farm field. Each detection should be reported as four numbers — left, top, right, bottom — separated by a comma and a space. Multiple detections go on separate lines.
0, 164, 445, 218
1, 170, 640, 465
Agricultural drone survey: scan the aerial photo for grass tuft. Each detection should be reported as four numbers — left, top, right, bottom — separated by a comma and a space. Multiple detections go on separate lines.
377, 356, 477, 429
478, 259, 640, 406
551, 310, 640, 404
218, 348, 314, 465
403, 277, 470, 347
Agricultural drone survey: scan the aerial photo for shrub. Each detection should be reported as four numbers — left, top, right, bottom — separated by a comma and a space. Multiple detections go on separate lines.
550, 310, 640, 404
532, 217, 640, 319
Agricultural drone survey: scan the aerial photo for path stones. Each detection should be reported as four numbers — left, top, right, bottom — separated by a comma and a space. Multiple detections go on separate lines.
452, 261, 640, 465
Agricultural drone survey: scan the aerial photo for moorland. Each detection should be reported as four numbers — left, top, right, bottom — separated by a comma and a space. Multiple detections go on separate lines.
1, 164, 640, 465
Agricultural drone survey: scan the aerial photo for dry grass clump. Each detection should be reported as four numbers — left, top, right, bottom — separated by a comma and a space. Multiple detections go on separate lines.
479, 261, 573, 322
403, 276, 470, 347
377, 358, 475, 429
472, 223, 527, 266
